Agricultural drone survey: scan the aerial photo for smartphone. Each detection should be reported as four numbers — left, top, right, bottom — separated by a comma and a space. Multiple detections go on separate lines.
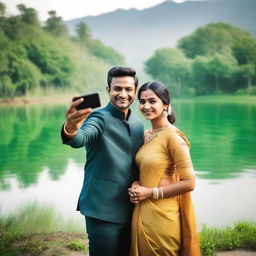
73, 92, 101, 110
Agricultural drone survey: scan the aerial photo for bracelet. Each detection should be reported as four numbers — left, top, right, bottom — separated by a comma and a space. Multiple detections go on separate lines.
63, 123, 77, 137
159, 187, 164, 199
152, 187, 159, 199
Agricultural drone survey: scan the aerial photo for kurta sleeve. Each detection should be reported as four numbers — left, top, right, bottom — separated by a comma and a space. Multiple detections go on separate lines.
62, 111, 105, 148
167, 132, 195, 179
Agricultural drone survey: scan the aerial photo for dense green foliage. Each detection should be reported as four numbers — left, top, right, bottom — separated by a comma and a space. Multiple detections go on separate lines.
0, 2, 124, 98
145, 23, 256, 96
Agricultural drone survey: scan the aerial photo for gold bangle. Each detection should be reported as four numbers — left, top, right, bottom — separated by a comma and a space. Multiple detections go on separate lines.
160, 187, 164, 199
63, 123, 77, 137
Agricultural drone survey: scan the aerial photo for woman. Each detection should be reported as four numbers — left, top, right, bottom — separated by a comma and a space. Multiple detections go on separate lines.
128, 81, 201, 256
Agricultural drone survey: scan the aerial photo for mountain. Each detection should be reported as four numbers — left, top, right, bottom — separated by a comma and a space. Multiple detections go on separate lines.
65, 0, 256, 71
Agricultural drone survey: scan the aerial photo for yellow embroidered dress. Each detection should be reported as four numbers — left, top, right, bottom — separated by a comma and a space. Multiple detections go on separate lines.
130, 126, 201, 256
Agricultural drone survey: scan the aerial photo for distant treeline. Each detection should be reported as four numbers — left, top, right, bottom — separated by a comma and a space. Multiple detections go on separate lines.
0, 2, 124, 98
145, 23, 256, 96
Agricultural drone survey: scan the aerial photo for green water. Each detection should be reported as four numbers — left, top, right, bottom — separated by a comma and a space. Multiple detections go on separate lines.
0, 99, 256, 227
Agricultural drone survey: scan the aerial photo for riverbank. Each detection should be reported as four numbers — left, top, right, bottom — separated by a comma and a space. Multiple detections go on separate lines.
0, 94, 73, 107
216, 250, 256, 256
1, 230, 256, 256
1, 215, 256, 256
1, 94, 256, 107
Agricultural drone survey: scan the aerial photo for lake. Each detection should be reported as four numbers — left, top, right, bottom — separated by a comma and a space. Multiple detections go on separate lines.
0, 97, 256, 228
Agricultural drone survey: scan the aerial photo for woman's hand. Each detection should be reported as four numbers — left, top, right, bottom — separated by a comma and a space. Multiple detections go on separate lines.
128, 185, 152, 204
131, 181, 140, 189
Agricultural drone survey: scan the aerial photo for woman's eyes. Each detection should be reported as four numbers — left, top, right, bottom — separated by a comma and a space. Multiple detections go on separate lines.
139, 99, 156, 104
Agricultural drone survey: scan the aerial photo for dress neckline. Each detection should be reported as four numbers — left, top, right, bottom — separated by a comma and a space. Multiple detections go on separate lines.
137, 125, 177, 152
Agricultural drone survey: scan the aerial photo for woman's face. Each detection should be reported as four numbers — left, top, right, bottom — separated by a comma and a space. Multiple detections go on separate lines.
139, 89, 168, 120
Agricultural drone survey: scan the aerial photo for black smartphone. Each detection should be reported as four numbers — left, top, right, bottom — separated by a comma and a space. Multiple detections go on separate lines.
73, 92, 101, 110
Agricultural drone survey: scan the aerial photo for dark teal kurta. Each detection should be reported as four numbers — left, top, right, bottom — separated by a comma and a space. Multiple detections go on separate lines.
62, 103, 144, 224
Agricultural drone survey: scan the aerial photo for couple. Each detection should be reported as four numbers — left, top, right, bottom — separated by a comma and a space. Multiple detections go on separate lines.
61, 67, 200, 256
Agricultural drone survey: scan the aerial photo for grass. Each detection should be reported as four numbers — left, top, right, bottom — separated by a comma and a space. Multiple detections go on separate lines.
67, 239, 87, 251
200, 221, 256, 256
0, 202, 87, 255
0, 201, 84, 234
0, 202, 256, 255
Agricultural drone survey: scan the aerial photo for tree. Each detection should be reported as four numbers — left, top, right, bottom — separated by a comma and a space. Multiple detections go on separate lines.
17, 4, 39, 26
145, 48, 192, 96
146, 22, 256, 95
75, 22, 91, 43
238, 64, 255, 91
0, 1, 6, 17
178, 23, 232, 59
14, 59, 41, 95
0, 5, 124, 98
44, 10, 68, 37
88, 40, 125, 65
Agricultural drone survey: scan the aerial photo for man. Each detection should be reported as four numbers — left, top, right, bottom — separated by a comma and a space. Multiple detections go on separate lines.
61, 67, 144, 256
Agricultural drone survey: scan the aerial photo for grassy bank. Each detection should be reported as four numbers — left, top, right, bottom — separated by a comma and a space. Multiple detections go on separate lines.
0, 202, 256, 255
174, 95, 256, 105
0, 202, 87, 256
200, 221, 256, 256
1, 94, 256, 108
0, 89, 110, 108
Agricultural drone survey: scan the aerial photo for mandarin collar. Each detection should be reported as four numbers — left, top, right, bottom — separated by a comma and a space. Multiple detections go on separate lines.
106, 102, 131, 121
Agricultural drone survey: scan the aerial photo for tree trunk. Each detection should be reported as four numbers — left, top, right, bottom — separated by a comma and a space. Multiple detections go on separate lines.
247, 77, 252, 91
215, 75, 220, 92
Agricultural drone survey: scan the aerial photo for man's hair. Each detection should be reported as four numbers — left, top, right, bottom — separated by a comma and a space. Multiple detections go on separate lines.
107, 67, 138, 88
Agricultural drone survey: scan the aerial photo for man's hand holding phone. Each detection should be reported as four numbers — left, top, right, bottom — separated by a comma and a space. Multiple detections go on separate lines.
64, 92, 101, 138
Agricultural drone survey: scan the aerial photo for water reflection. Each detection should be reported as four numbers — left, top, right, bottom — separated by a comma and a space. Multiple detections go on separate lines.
174, 101, 256, 180
0, 159, 84, 222
194, 169, 256, 227
1, 158, 255, 228
0, 101, 256, 226
0, 105, 85, 190
0, 101, 256, 185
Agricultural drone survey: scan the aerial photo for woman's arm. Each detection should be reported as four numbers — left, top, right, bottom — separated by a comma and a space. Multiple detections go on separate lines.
128, 131, 195, 203
128, 177, 194, 203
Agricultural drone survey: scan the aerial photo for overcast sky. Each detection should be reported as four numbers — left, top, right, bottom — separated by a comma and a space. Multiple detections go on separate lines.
2, 0, 190, 21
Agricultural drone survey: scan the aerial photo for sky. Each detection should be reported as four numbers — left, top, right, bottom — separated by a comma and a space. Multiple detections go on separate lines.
2, 0, 190, 21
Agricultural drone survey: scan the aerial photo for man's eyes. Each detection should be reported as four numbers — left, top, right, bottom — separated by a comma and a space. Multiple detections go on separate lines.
113, 87, 133, 92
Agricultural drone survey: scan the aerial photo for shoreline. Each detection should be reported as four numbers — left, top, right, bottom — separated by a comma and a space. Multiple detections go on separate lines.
216, 250, 256, 256
0, 94, 73, 107
1, 94, 256, 107
1, 230, 255, 256
1, 201, 255, 256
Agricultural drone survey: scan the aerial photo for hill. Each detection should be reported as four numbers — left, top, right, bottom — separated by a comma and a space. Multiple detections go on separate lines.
65, 0, 256, 71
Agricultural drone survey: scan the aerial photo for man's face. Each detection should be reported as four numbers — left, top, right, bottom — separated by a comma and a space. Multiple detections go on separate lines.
107, 76, 136, 111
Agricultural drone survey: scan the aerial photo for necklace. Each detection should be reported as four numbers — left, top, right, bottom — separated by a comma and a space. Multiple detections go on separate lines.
145, 126, 169, 143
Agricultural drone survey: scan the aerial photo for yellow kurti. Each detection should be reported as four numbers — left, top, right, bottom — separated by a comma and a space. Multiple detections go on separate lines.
130, 126, 201, 256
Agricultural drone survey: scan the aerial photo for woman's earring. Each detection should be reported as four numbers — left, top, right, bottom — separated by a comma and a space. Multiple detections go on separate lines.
168, 106, 172, 115
162, 109, 168, 117
163, 106, 171, 117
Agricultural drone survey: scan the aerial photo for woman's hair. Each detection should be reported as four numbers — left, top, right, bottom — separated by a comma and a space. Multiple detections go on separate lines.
138, 81, 176, 124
